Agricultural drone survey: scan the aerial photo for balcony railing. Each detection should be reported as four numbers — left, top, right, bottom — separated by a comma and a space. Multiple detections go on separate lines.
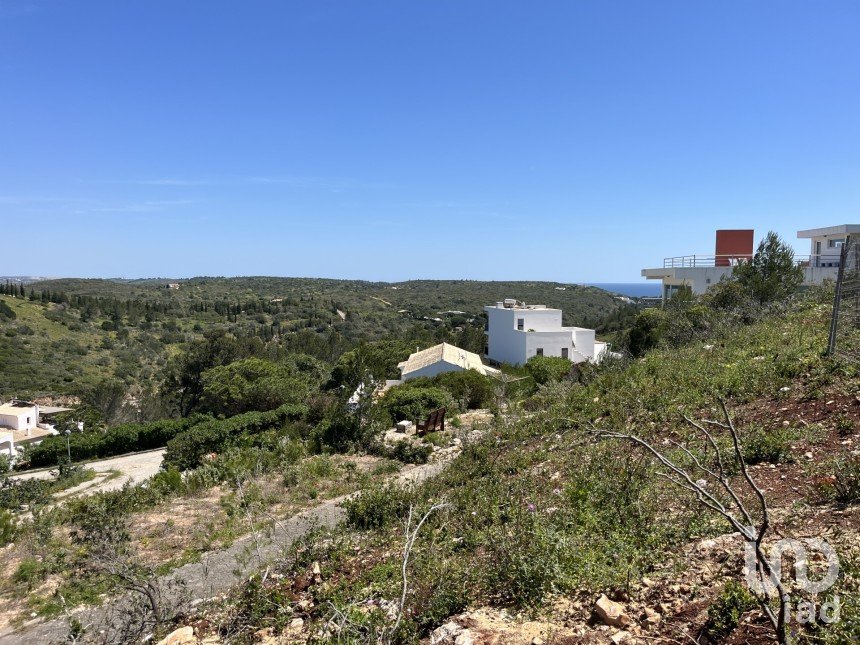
662, 254, 752, 268
662, 254, 833, 269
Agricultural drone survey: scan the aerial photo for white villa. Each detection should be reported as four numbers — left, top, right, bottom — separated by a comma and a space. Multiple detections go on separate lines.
0, 400, 70, 460
642, 224, 860, 303
0, 400, 38, 433
397, 342, 501, 381
484, 300, 609, 366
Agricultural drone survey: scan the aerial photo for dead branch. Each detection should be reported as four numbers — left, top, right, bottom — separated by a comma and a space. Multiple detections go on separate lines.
594, 400, 790, 643
390, 501, 449, 639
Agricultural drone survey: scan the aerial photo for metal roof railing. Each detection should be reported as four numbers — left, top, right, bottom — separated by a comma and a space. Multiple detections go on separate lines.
662, 254, 825, 268
662, 254, 752, 268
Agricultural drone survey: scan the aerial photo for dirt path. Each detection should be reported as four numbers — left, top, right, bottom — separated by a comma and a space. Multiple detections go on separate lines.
0, 456, 452, 644
11, 449, 166, 498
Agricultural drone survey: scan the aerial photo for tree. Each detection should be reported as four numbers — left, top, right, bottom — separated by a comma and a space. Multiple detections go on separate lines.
161, 330, 264, 416
81, 380, 129, 427
328, 340, 414, 391
625, 309, 668, 357
200, 357, 316, 417
733, 231, 803, 305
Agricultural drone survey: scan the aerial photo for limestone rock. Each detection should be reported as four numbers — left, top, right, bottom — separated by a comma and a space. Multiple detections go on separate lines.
642, 607, 662, 626
454, 632, 475, 645
430, 621, 464, 644
156, 626, 196, 645
594, 594, 631, 628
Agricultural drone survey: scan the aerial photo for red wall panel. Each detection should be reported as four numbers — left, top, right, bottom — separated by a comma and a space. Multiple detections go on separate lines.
715, 230, 754, 266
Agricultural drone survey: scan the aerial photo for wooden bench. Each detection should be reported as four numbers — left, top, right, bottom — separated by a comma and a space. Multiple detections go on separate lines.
416, 408, 446, 436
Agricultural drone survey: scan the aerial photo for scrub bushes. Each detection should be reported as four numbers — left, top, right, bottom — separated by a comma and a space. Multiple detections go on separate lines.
162, 403, 308, 470
24, 414, 210, 468
381, 386, 452, 423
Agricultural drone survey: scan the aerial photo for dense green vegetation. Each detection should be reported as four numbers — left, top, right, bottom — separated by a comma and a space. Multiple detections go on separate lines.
0, 277, 624, 400
2, 238, 859, 642
194, 252, 859, 643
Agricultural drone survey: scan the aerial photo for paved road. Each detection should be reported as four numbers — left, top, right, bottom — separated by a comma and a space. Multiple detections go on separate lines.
0, 455, 453, 644
10, 449, 165, 497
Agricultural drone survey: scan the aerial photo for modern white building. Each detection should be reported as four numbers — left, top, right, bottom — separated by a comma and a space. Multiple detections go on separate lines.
797, 224, 860, 269
484, 300, 609, 366
397, 342, 501, 381
642, 225, 858, 303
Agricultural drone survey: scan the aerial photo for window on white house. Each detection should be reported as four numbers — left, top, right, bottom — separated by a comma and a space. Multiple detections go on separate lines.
517, 318, 524, 331
561, 348, 568, 359
829, 238, 845, 248
536, 348, 544, 356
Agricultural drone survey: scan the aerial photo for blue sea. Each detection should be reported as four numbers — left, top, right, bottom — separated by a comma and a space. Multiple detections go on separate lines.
583, 283, 661, 298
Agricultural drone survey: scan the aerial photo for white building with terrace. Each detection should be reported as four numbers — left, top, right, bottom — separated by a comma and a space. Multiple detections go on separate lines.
484, 300, 609, 366
641, 224, 860, 303
0, 400, 70, 460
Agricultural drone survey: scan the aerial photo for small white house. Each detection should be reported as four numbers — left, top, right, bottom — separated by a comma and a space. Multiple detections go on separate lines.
0, 400, 69, 461
397, 343, 501, 381
484, 300, 609, 366
0, 401, 64, 460
0, 401, 38, 432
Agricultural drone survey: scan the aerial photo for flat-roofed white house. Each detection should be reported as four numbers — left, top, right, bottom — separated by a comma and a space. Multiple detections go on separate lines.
484, 300, 609, 366
0, 401, 38, 432
0, 400, 65, 460
797, 224, 860, 270
642, 224, 859, 303
397, 343, 501, 381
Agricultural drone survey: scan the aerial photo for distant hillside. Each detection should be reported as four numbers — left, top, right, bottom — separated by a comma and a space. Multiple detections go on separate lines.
1, 278, 626, 398
29, 277, 624, 325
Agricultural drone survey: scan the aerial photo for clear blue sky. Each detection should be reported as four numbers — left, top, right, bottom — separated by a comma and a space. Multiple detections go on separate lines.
1, 0, 858, 282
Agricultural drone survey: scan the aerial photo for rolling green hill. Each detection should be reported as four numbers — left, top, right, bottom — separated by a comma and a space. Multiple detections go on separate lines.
1, 278, 627, 398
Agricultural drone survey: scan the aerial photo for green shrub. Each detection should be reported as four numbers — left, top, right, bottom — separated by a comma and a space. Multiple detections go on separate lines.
0, 477, 52, 511
149, 467, 184, 496
387, 440, 432, 465
371, 460, 401, 476
423, 432, 448, 448
24, 414, 211, 468
0, 509, 16, 546
13, 557, 48, 590
816, 456, 860, 504
344, 484, 412, 530
381, 386, 452, 423
626, 309, 668, 356
430, 370, 495, 409
742, 427, 796, 465
705, 580, 756, 638
302, 454, 335, 479
163, 403, 307, 470
525, 355, 572, 385
482, 511, 564, 607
